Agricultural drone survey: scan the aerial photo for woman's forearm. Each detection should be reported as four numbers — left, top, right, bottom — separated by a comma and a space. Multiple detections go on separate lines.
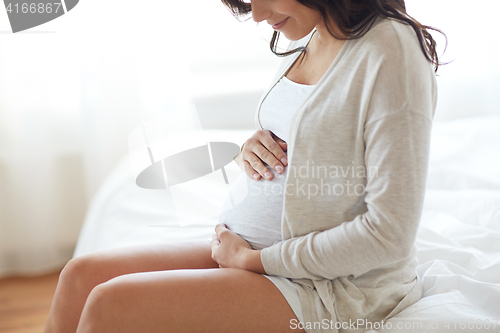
243, 249, 266, 274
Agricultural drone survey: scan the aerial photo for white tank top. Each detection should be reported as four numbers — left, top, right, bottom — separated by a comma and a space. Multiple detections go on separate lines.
219, 76, 316, 250
259, 76, 316, 142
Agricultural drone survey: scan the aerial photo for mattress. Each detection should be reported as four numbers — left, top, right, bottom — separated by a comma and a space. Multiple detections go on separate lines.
74, 116, 500, 332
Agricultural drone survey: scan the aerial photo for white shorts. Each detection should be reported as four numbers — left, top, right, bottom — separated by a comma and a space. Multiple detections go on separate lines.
263, 275, 304, 323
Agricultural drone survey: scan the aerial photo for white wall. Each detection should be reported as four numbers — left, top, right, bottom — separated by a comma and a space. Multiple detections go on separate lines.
406, 0, 500, 121
0, 0, 280, 277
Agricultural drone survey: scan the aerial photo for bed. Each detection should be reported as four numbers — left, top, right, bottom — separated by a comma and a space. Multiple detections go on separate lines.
74, 115, 500, 332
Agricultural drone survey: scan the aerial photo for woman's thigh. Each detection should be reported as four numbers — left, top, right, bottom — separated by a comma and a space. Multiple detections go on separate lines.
77, 267, 306, 333
66, 239, 218, 285
46, 240, 219, 332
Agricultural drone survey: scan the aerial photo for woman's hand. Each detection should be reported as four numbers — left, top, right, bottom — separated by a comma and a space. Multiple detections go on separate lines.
211, 223, 265, 274
236, 130, 288, 181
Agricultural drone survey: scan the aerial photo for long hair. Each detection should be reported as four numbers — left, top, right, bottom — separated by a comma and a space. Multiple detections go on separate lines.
221, 0, 446, 72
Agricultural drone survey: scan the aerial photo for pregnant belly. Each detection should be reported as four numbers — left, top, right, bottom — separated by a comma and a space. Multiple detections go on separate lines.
219, 165, 288, 250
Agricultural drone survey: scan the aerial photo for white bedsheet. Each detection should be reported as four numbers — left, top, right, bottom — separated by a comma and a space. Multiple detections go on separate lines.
74, 116, 500, 332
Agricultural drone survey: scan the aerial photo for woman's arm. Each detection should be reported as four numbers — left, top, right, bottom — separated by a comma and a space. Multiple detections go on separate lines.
259, 108, 433, 280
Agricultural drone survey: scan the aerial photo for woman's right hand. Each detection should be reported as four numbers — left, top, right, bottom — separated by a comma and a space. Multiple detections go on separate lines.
236, 130, 288, 181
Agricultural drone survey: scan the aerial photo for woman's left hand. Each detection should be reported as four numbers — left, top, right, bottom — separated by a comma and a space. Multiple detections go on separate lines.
211, 223, 264, 273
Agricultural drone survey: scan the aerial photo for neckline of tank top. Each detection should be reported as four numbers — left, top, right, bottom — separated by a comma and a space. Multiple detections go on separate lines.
281, 75, 316, 88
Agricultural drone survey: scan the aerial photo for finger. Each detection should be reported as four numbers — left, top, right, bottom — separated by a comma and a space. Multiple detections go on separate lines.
245, 151, 274, 181
252, 145, 283, 179
263, 134, 288, 169
240, 136, 269, 179
271, 133, 288, 153
214, 223, 227, 236
211, 233, 220, 246
243, 159, 261, 181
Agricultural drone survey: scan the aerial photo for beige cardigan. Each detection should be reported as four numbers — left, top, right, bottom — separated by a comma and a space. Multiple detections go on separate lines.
256, 16, 437, 332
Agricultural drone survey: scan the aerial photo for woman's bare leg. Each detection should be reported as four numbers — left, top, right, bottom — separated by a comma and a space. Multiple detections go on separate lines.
76, 267, 306, 333
44, 239, 218, 333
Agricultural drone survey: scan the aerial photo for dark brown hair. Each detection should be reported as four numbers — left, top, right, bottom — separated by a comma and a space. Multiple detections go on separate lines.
221, 0, 446, 72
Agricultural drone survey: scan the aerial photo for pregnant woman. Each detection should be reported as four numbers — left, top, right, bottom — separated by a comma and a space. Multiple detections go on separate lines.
44, 0, 443, 332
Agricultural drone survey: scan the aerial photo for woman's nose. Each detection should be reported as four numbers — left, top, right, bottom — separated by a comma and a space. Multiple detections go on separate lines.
251, 0, 271, 23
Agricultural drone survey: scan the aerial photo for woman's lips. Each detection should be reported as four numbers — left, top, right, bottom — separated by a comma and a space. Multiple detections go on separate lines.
272, 17, 289, 30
